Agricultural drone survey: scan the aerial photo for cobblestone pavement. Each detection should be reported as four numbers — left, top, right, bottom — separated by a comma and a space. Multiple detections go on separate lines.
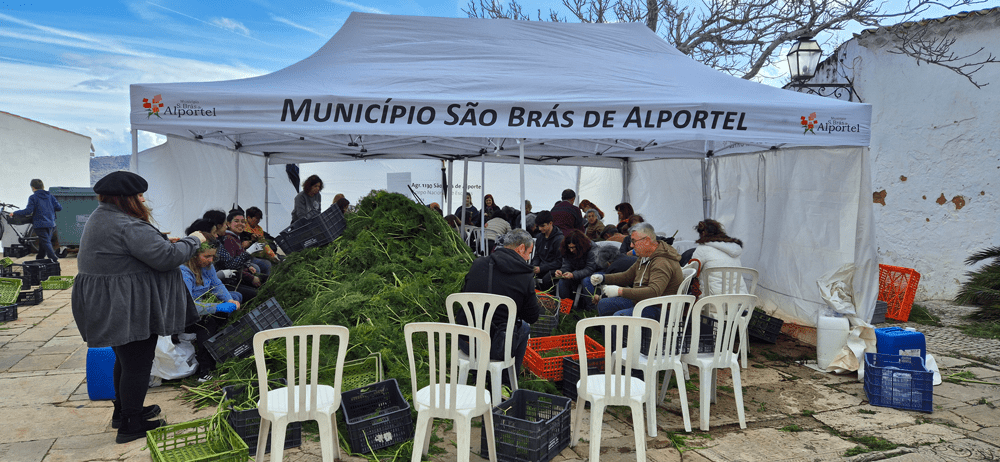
2, 256, 1000, 461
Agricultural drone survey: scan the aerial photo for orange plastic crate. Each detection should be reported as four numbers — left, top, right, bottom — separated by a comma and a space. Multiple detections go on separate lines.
878, 264, 921, 322
560, 298, 573, 315
524, 334, 603, 381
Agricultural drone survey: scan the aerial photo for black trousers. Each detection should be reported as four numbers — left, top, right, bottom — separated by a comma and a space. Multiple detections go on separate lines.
112, 335, 158, 415
185, 312, 230, 375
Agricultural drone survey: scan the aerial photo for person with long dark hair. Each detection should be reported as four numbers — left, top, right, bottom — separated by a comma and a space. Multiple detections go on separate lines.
553, 230, 599, 304
615, 202, 635, 234
71, 171, 205, 443
691, 219, 747, 294
291, 174, 323, 223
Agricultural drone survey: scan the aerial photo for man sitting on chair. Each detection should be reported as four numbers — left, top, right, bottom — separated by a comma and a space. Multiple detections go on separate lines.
530, 210, 564, 290
458, 229, 541, 384
590, 222, 684, 319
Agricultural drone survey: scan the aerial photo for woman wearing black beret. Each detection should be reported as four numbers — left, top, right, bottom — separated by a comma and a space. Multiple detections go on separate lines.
71, 171, 207, 443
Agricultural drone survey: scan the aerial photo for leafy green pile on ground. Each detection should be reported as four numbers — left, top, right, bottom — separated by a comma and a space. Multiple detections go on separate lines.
254, 190, 474, 394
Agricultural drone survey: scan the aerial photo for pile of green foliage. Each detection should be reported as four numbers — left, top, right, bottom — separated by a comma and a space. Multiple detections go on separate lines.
955, 246, 1000, 319
253, 190, 475, 394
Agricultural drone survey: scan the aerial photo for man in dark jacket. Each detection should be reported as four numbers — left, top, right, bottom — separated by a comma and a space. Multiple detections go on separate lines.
550, 189, 585, 237
12, 179, 62, 261
530, 210, 564, 290
460, 229, 541, 382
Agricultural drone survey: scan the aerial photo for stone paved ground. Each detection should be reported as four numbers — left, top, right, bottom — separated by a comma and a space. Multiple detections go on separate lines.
2, 256, 1000, 461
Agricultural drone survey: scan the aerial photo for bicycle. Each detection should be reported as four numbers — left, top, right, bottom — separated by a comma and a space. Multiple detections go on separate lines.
0, 203, 39, 254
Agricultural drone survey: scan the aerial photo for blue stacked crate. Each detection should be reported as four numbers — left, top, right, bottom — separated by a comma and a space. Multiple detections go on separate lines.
875, 327, 926, 360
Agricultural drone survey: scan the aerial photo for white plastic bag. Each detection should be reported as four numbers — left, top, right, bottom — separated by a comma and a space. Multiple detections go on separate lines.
150, 333, 198, 380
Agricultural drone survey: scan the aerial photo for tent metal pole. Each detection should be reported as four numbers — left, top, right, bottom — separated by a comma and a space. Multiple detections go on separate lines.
460, 158, 469, 240
702, 142, 712, 220
447, 160, 454, 213
264, 154, 270, 233
130, 129, 138, 172
621, 159, 630, 203
234, 150, 241, 209
519, 140, 526, 232
440, 160, 447, 208
480, 158, 486, 255
575, 166, 582, 201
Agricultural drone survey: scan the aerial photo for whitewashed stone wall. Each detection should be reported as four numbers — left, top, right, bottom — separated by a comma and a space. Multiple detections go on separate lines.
807, 11, 1000, 301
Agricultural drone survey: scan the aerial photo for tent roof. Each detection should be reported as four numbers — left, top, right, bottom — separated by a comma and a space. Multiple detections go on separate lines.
130, 13, 871, 166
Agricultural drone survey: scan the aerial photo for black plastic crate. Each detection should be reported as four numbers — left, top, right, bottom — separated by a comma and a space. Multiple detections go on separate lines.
17, 287, 43, 306
0, 304, 17, 323
560, 356, 605, 401
246, 298, 293, 331
19, 259, 60, 287
204, 316, 256, 363
630, 314, 717, 356
222, 380, 302, 456
480, 390, 572, 462
275, 205, 346, 254
3, 245, 30, 259
747, 309, 784, 343
528, 302, 560, 338
871, 301, 888, 324
340, 379, 413, 454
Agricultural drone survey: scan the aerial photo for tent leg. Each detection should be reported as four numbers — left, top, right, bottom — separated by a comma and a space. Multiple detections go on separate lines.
701, 157, 712, 220
621, 159, 630, 203
264, 155, 270, 233
519, 141, 526, 232
234, 150, 241, 209
460, 158, 469, 239
130, 129, 138, 172
447, 160, 454, 213
480, 158, 486, 255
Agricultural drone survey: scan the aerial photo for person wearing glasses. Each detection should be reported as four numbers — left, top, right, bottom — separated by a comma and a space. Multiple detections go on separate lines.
589, 222, 684, 318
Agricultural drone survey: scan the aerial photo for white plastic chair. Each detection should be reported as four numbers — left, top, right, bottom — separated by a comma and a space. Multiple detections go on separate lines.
252, 325, 349, 462
677, 267, 697, 295
571, 316, 661, 461
405, 322, 496, 462
680, 294, 757, 431
445, 293, 518, 405
617, 294, 695, 432
701, 266, 759, 368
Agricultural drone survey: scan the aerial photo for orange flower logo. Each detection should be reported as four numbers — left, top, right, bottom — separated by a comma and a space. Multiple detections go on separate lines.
143, 95, 164, 119
800, 112, 817, 134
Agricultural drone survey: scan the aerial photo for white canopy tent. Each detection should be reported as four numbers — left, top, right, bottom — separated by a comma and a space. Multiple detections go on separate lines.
129, 13, 876, 327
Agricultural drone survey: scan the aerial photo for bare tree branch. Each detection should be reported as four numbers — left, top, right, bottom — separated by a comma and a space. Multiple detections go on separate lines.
886, 28, 998, 88
465, 0, 993, 84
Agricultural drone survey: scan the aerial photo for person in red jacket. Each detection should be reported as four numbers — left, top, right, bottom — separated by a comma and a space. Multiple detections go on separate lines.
551, 189, 585, 237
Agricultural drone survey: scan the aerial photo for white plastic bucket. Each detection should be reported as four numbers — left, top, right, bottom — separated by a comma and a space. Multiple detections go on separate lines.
817, 315, 851, 370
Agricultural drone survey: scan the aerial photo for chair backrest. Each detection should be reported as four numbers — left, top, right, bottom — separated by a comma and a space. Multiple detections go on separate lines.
677, 268, 697, 295
683, 294, 757, 366
253, 325, 349, 421
631, 294, 696, 360
405, 322, 492, 413
445, 293, 517, 363
701, 266, 758, 296
576, 316, 661, 402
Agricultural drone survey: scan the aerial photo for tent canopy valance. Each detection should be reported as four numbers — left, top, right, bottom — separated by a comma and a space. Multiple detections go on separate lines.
130, 13, 871, 164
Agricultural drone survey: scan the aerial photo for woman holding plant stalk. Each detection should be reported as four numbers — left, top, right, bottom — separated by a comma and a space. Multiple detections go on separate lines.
72, 171, 206, 443
179, 229, 241, 381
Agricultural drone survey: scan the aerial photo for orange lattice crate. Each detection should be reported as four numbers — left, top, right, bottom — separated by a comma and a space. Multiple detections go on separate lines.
524, 334, 603, 381
878, 264, 921, 322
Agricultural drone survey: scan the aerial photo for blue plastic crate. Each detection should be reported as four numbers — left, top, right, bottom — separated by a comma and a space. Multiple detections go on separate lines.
863, 352, 933, 413
875, 327, 926, 360
86, 347, 116, 400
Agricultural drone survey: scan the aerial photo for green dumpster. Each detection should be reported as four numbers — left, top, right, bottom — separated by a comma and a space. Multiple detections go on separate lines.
50, 187, 98, 247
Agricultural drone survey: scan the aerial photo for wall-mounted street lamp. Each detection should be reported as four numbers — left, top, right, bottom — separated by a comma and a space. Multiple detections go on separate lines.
785, 36, 860, 102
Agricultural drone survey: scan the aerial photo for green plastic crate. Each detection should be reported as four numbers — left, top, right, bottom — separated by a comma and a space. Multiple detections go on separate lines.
147, 417, 249, 462
0, 257, 12, 267
0, 278, 22, 306
342, 352, 383, 391
41, 275, 74, 290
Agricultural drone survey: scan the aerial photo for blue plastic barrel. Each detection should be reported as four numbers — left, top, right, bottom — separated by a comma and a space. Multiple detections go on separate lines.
86, 347, 116, 400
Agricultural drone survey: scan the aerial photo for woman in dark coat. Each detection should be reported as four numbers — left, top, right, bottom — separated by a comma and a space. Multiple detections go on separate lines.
554, 230, 600, 303
71, 171, 205, 443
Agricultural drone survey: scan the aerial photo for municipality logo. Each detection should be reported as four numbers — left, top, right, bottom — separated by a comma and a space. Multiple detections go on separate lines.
143, 95, 164, 119
800, 112, 817, 134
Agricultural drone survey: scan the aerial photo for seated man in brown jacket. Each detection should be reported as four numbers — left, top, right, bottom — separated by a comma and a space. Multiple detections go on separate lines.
590, 222, 684, 318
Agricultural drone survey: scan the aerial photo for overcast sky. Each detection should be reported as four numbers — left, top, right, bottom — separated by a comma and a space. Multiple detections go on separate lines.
2, 0, 989, 157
